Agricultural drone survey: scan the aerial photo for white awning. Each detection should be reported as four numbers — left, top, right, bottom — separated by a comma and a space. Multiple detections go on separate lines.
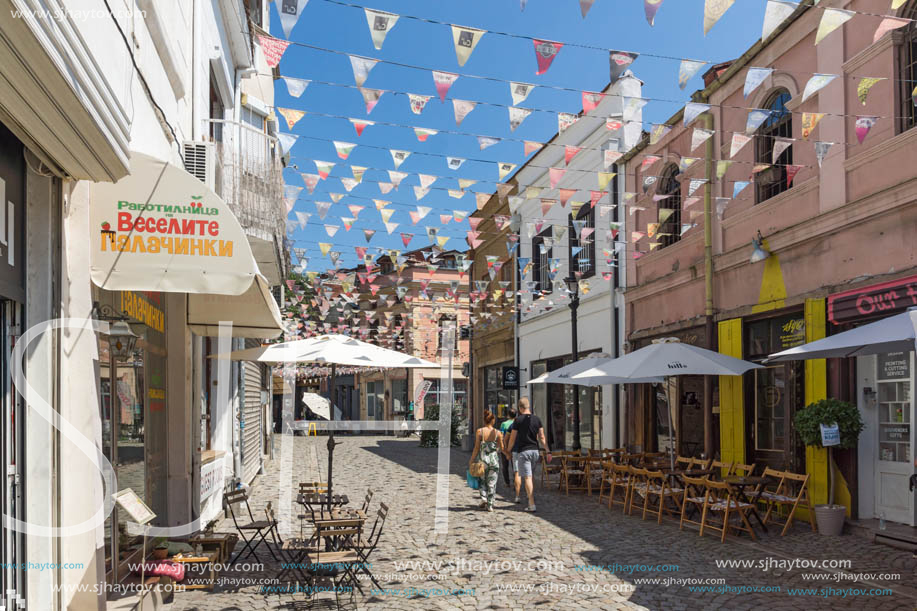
91, 152, 282, 338
188, 274, 282, 338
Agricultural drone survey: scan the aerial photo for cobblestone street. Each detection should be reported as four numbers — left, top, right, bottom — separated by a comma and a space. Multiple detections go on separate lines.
168, 435, 917, 610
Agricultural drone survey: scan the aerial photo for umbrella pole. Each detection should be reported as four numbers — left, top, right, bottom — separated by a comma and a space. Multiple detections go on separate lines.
666, 377, 675, 471
327, 363, 336, 514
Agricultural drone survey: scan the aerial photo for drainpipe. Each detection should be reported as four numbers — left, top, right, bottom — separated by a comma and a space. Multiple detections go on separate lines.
702, 110, 715, 458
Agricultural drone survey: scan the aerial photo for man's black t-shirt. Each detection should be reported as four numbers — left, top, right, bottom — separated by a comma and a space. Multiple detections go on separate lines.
511, 413, 544, 453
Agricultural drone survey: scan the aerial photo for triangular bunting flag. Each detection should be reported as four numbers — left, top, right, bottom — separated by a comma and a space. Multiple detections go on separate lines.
801, 113, 824, 139
814, 141, 834, 168
478, 136, 500, 150
333, 141, 356, 160
582, 91, 605, 113
450, 25, 485, 67
414, 127, 438, 142
509, 106, 532, 131
409, 94, 431, 115
855, 116, 877, 145
564, 145, 582, 165
453, 99, 476, 125
678, 60, 707, 90
524, 141, 542, 156
390, 149, 410, 169
532, 39, 563, 75
510, 82, 535, 105
258, 35, 291, 68
350, 118, 373, 136
359, 88, 384, 113
730, 133, 752, 158
278, 108, 305, 129
364, 8, 399, 50
816, 8, 854, 45
703, 0, 735, 35
609, 51, 638, 83
744, 67, 773, 98
800, 74, 837, 104
498, 162, 516, 181
549, 167, 565, 189
691, 127, 714, 150
283, 77, 309, 98
349, 55, 378, 87
432, 71, 459, 102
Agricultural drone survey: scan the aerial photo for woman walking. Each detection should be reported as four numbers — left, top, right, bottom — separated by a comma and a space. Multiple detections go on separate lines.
469, 411, 503, 511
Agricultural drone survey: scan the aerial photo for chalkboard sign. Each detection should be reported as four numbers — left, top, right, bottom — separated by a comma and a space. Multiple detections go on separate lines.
878, 352, 910, 380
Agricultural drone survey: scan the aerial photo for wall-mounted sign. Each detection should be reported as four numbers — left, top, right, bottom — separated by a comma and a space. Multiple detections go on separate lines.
778, 317, 806, 349
200, 456, 224, 502
414, 380, 433, 405
828, 274, 917, 325
502, 366, 520, 390
878, 352, 910, 380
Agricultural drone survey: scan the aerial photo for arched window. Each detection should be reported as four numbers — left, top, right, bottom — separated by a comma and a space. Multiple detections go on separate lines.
899, 2, 917, 132
755, 89, 793, 204
656, 163, 681, 248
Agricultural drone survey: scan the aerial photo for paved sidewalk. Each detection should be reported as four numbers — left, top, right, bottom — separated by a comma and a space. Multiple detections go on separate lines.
167, 435, 916, 610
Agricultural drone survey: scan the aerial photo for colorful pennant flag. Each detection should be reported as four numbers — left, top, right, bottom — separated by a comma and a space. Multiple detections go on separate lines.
814, 141, 834, 168
729, 133, 751, 158
510, 82, 535, 105
524, 141, 542, 156
364, 8, 398, 50
549, 167, 565, 189
704, 0, 735, 35
532, 39, 563, 75
349, 118, 373, 136
277, 108, 305, 130
762, 0, 795, 41
801, 113, 824, 139
691, 127, 714, 150
359, 88, 383, 113
390, 149, 410, 169
283, 77, 309, 98
432, 71, 459, 102
414, 127, 438, 142
453, 99, 476, 125
609, 51, 638, 83
800, 74, 837, 104
451, 25, 485, 66
678, 60, 707, 90
857, 77, 885, 105
816, 8, 854, 45
582, 91, 605, 113
478, 136, 500, 150
258, 35, 291, 68
744, 67, 773, 98
558, 112, 578, 133
645, 0, 664, 26
855, 116, 877, 144
509, 106, 532, 131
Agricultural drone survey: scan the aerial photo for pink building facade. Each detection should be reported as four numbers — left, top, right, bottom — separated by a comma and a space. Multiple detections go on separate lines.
621, 1, 917, 526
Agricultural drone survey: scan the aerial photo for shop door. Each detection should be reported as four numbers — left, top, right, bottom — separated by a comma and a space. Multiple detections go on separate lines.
750, 362, 804, 472
0, 301, 23, 608
860, 352, 915, 526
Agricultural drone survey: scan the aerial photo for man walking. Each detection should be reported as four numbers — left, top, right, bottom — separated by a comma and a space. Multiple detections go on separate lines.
503, 397, 550, 512
498, 409, 516, 487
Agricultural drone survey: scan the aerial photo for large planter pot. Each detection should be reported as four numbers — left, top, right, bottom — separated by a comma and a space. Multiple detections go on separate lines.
814, 504, 846, 536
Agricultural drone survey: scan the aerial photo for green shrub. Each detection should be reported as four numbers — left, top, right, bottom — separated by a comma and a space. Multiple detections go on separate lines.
794, 399, 864, 450
419, 404, 464, 448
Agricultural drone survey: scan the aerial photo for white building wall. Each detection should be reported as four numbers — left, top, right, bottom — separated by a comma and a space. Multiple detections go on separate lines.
514, 74, 642, 449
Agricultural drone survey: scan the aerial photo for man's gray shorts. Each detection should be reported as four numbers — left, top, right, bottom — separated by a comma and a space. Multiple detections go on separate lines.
514, 449, 540, 478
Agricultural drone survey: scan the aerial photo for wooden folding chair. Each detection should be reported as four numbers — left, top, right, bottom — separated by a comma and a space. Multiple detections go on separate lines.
756, 469, 816, 535
224, 489, 282, 562
626, 467, 652, 516
305, 519, 365, 599
675, 456, 694, 470
620, 452, 644, 467
540, 449, 564, 489
360, 489, 374, 513
699, 480, 757, 543
603, 448, 626, 462
709, 460, 733, 480
560, 453, 591, 495
353, 502, 388, 588
730, 462, 757, 476
679, 475, 710, 532
597, 460, 616, 505
299, 481, 328, 494
638, 469, 684, 524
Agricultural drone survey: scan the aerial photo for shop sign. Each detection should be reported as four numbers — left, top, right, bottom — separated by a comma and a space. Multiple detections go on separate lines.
778, 317, 805, 349
819, 422, 840, 447
878, 352, 910, 380
120, 291, 165, 333
828, 275, 917, 325
200, 458, 223, 502
502, 366, 520, 390
91, 152, 260, 295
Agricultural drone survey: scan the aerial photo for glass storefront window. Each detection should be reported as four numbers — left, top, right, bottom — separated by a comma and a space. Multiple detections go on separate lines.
877, 352, 912, 463
483, 363, 515, 420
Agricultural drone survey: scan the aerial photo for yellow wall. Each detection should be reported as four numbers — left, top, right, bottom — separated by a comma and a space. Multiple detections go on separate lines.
718, 318, 745, 467
802, 298, 852, 514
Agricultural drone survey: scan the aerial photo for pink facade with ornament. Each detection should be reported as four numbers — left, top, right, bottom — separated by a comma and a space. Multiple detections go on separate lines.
619, 0, 917, 525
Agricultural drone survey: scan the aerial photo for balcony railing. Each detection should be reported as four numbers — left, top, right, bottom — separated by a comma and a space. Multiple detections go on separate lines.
205, 119, 285, 244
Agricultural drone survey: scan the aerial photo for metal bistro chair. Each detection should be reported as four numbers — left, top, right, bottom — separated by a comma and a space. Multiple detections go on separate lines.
361, 489, 374, 514
352, 502, 388, 589
224, 489, 282, 562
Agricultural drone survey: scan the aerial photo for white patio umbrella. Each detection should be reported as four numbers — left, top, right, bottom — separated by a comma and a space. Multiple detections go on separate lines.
214, 334, 438, 509
571, 339, 763, 468
526, 353, 664, 386
768, 309, 917, 361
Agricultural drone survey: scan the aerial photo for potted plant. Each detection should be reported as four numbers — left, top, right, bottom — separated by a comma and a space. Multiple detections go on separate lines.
793, 398, 865, 536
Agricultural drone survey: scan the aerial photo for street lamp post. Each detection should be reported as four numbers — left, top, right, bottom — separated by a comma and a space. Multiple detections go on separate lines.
564, 275, 581, 451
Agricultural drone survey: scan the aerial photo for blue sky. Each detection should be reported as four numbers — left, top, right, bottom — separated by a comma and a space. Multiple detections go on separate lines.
272, 0, 771, 271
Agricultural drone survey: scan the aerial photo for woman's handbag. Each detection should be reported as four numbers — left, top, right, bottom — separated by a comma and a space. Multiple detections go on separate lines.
469, 461, 485, 478
466, 469, 481, 489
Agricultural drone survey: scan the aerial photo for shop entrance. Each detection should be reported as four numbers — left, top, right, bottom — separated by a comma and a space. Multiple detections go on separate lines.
1, 301, 23, 608
858, 352, 916, 526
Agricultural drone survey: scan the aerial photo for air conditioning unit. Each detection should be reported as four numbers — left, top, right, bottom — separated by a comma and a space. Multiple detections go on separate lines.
182, 141, 216, 190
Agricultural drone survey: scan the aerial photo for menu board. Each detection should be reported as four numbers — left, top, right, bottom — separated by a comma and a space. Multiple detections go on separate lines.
114, 488, 156, 525
878, 352, 910, 380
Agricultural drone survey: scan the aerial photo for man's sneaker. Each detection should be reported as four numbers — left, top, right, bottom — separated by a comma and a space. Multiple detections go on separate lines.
524, 505, 537, 512
513, 496, 521, 504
